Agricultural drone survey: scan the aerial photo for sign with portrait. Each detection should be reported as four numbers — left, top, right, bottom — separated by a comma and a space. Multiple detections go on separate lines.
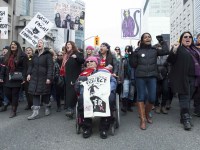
19, 12, 54, 47
121, 8, 141, 40
54, 0, 85, 31
0, 7, 8, 39
82, 72, 111, 118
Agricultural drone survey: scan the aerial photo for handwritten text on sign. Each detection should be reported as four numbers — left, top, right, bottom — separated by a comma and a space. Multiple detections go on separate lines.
0, 7, 8, 39
20, 12, 53, 47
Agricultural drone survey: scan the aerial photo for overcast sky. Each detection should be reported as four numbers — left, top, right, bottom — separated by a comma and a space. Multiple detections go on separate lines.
83, 0, 144, 50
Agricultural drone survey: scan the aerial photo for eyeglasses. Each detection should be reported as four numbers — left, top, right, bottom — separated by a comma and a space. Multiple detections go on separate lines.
115, 48, 120, 50
86, 61, 94, 63
57, 55, 63, 56
183, 36, 192, 39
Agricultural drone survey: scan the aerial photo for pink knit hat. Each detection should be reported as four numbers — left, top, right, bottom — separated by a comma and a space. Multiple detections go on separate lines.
86, 56, 98, 65
86, 45, 94, 50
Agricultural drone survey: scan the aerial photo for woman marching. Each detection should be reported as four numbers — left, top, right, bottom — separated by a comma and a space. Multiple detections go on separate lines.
60, 41, 84, 118
27, 39, 53, 120
0, 41, 28, 118
167, 31, 200, 130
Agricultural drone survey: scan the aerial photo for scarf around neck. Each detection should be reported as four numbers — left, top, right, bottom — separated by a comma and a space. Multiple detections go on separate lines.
8, 54, 15, 73
60, 50, 73, 76
186, 46, 200, 86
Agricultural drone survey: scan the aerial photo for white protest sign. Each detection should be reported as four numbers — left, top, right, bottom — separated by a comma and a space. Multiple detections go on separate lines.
82, 71, 111, 118
20, 12, 54, 47
0, 7, 8, 39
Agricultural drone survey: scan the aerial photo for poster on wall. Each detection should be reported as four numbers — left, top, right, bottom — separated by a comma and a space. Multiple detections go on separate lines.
121, 8, 141, 40
54, 0, 85, 31
19, 12, 54, 47
0, 7, 8, 39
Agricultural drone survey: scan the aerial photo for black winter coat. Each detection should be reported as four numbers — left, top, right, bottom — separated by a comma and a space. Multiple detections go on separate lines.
0, 52, 28, 88
167, 46, 195, 94
65, 52, 84, 85
129, 42, 169, 78
27, 49, 53, 95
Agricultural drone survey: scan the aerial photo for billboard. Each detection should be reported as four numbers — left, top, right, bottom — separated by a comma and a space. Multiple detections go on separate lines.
54, 0, 85, 31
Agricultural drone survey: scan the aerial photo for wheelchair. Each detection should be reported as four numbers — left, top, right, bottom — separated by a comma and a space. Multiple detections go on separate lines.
75, 93, 120, 136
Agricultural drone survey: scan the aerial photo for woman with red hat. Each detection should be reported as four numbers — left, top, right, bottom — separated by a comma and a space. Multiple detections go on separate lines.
75, 56, 117, 139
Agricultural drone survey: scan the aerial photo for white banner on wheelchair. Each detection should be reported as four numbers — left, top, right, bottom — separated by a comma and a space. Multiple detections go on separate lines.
82, 71, 111, 118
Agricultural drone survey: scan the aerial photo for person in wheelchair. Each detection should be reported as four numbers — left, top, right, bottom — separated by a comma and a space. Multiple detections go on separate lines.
75, 56, 117, 139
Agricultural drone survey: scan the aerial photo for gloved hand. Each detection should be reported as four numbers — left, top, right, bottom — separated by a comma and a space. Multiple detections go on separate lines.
127, 45, 133, 54
79, 76, 88, 82
156, 35, 164, 43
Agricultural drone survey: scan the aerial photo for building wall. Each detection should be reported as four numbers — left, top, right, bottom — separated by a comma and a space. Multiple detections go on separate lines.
142, 0, 170, 45
194, 0, 200, 36
170, 0, 194, 45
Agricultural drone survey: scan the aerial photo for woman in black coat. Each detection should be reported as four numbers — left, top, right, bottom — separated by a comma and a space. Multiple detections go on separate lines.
60, 41, 84, 118
167, 31, 200, 130
27, 39, 53, 120
128, 33, 169, 130
0, 41, 28, 118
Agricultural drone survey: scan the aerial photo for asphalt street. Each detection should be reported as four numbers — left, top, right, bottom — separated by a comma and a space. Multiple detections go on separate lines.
0, 98, 200, 150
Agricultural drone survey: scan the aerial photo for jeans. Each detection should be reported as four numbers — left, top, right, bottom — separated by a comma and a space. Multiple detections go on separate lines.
178, 77, 195, 111
136, 77, 157, 104
122, 79, 135, 101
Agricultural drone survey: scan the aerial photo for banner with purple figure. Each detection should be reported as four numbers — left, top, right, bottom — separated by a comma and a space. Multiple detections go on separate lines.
82, 72, 111, 118
121, 8, 141, 39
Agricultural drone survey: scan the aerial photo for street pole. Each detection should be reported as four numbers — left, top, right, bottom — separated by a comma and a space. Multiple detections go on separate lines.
82, 35, 97, 49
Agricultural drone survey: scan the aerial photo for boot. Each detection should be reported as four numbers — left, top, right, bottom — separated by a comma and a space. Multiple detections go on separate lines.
0, 104, 8, 112
127, 101, 133, 112
44, 103, 51, 116
99, 117, 110, 139
121, 98, 127, 113
137, 102, 146, 130
145, 103, 153, 124
65, 107, 74, 118
161, 106, 168, 114
27, 106, 40, 120
9, 106, 17, 118
82, 118, 92, 138
180, 108, 192, 130
155, 106, 161, 114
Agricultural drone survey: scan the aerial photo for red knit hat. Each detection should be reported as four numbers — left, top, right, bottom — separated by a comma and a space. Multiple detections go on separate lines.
86, 56, 98, 65
86, 45, 94, 50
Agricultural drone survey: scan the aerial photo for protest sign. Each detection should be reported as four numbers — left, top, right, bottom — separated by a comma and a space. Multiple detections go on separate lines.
0, 7, 8, 39
20, 12, 54, 47
82, 71, 111, 118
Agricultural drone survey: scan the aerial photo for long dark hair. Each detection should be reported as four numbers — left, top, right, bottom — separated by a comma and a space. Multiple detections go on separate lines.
4, 41, 23, 65
140, 32, 152, 48
179, 31, 194, 47
64, 41, 78, 54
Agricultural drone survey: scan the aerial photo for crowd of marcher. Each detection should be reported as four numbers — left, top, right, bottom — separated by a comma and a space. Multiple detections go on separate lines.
0, 31, 200, 139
